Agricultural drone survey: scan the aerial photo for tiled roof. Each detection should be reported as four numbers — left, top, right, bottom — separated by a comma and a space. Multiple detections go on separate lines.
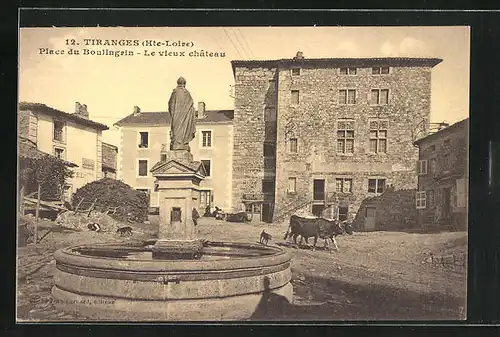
114, 109, 234, 127
18, 137, 78, 167
413, 118, 469, 146
19, 102, 109, 130
231, 57, 443, 74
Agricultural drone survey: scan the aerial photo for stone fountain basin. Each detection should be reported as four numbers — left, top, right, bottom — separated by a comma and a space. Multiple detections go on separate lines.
52, 241, 293, 321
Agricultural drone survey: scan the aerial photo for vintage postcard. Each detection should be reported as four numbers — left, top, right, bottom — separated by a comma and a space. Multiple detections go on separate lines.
17, 25, 469, 322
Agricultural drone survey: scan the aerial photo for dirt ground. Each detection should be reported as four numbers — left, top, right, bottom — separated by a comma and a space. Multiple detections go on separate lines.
16, 216, 467, 321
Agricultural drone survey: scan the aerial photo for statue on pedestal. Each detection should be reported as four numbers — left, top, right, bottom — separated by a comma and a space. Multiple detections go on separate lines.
168, 77, 196, 151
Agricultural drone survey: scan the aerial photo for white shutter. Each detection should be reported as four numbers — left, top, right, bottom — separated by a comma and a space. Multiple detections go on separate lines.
415, 191, 427, 209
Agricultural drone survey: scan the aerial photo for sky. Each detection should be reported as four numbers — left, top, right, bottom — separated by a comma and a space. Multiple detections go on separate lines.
19, 26, 470, 147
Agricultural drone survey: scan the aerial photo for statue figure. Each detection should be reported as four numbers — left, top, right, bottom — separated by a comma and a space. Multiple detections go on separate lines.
168, 77, 196, 151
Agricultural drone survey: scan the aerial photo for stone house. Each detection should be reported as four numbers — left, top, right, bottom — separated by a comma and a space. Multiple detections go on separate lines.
413, 118, 469, 230
18, 102, 109, 202
102, 142, 118, 179
114, 103, 234, 213
231, 53, 442, 223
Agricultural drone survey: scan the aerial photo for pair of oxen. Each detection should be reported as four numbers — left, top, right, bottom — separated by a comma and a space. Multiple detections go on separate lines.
283, 215, 354, 252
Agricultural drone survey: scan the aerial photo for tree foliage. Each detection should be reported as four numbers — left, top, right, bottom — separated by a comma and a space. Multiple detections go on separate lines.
19, 155, 74, 199
71, 178, 149, 223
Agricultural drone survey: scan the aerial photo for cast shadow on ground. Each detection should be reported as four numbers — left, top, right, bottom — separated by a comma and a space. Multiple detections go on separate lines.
248, 273, 465, 321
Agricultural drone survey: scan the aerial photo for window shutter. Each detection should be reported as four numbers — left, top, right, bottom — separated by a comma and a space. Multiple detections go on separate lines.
456, 178, 466, 208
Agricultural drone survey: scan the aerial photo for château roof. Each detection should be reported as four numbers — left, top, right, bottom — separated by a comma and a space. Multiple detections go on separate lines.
231, 57, 443, 75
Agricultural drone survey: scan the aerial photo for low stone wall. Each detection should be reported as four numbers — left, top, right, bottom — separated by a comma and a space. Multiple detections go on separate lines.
353, 187, 418, 231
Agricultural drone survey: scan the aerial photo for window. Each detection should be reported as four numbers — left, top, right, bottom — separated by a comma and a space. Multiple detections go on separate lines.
417, 160, 428, 175
369, 120, 388, 153
202, 130, 212, 147
53, 120, 65, 142
200, 190, 211, 209
368, 178, 386, 193
263, 143, 275, 157
138, 160, 148, 176
201, 159, 211, 177
339, 89, 356, 105
288, 177, 297, 193
82, 158, 95, 170
262, 180, 275, 194
336, 178, 353, 193
54, 147, 65, 160
291, 90, 299, 105
337, 120, 355, 154
416, 191, 427, 209
291, 68, 300, 76
289, 138, 298, 153
139, 132, 149, 148
340, 67, 357, 75
372, 66, 390, 75
370, 89, 389, 105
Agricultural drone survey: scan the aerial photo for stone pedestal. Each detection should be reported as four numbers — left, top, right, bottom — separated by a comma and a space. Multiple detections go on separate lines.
149, 150, 206, 260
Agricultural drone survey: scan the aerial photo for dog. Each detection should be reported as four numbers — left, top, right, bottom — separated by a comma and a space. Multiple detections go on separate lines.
116, 226, 133, 236
87, 223, 101, 232
259, 230, 272, 245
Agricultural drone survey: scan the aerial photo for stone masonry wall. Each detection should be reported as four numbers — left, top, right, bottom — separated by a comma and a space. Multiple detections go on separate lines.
274, 65, 433, 220
417, 120, 468, 230
18, 110, 38, 144
102, 143, 118, 171
353, 187, 418, 231
232, 66, 278, 212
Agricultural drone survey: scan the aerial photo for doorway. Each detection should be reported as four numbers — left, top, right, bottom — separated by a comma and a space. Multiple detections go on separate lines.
313, 179, 325, 201
338, 206, 349, 222
312, 204, 325, 217
262, 203, 273, 223
364, 207, 376, 231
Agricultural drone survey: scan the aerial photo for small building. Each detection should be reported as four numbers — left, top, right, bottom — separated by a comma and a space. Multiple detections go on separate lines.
413, 118, 469, 230
102, 142, 118, 179
18, 102, 110, 202
114, 103, 234, 214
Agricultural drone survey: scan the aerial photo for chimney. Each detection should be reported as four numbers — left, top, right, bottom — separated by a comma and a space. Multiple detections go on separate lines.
74, 101, 89, 119
133, 106, 141, 116
197, 101, 206, 119
294, 51, 304, 59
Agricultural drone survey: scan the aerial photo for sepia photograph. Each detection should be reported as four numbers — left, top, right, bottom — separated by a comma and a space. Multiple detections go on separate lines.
17, 25, 469, 322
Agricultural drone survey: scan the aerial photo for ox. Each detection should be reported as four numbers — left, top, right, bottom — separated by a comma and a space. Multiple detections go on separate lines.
283, 215, 353, 252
